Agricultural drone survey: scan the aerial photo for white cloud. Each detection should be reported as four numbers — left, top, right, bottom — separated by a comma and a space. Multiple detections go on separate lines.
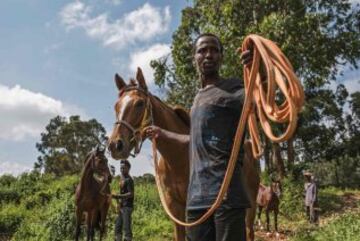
129, 43, 171, 87
0, 84, 82, 141
60, 1, 171, 49
0, 161, 32, 176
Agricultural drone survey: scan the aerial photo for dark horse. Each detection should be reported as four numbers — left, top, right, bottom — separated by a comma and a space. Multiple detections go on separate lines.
75, 147, 112, 241
256, 180, 282, 234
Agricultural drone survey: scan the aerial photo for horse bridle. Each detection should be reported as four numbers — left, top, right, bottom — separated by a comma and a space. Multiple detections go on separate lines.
114, 86, 154, 157
89, 151, 111, 197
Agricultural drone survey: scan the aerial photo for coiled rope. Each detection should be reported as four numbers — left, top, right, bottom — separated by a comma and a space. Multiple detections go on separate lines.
152, 34, 304, 226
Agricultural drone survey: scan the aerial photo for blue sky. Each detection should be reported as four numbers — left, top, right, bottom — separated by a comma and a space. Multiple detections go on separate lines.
0, 0, 191, 176
0, 0, 359, 176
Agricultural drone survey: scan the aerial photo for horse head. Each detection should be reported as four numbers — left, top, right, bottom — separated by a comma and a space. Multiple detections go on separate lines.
108, 67, 152, 160
89, 146, 112, 183
271, 180, 282, 198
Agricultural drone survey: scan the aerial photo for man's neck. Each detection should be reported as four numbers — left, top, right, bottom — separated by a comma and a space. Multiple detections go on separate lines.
200, 73, 221, 88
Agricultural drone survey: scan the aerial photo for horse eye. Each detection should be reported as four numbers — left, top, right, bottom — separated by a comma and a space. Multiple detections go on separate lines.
134, 100, 145, 108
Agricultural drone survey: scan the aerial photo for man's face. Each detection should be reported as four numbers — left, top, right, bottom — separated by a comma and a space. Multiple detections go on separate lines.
194, 36, 222, 76
120, 164, 129, 176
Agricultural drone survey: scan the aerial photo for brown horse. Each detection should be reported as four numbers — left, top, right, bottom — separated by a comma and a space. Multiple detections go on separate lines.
256, 180, 282, 234
108, 67, 260, 241
75, 147, 112, 241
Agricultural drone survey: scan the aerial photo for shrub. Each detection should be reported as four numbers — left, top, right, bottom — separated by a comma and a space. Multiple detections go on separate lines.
0, 204, 24, 234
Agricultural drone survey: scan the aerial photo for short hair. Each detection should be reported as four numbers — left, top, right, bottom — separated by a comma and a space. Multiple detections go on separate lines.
193, 33, 223, 54
120, 159, 131, 169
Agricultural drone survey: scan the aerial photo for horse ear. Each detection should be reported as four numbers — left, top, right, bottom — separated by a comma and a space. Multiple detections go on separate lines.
136, 67, 148, 91
115, 73, 126, 91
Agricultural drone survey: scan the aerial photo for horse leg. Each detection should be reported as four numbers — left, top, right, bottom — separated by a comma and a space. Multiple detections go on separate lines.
246, 205, 257, 241
91, 210, 97, 241
168, 200, 185, 241
274, 209, 279, 233
265, 209, 270, 232
100, 203, 110, 241
257, 206, 263, 228
86, 212, 91, 241
174, 223, 185, 241
75, 207, 82, 241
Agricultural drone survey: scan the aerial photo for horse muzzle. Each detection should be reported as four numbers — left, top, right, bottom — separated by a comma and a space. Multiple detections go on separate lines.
108, 139, 131, 159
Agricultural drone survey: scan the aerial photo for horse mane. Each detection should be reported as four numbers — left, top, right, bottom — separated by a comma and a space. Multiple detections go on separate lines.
150, 95, 190, 127
118, 82, 190, 127
80, 151, 95, 177
129, 78, 136, 86
172, 106, 190, 127
83, 151, 94, 165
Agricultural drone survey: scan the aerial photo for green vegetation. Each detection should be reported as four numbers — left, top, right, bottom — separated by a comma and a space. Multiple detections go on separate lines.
290, 191, 360, 241
1, 172, 359, 240
0, 172, 172, 241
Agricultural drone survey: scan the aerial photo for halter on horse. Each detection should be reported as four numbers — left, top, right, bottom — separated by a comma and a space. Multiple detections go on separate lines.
111, 85, 153, 158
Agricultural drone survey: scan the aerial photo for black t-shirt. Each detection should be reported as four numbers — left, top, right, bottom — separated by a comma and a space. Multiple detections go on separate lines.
187, 78, 251, 210
120, 176, 134, 208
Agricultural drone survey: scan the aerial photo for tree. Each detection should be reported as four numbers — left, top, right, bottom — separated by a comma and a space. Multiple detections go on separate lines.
152, 0, 360, 176
34, 115, 107, 176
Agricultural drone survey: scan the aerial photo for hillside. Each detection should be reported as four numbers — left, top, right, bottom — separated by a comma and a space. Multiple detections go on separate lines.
0, 172, 359, 241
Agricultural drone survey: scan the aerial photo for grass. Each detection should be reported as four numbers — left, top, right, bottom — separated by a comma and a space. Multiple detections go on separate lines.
1, 173, 360, 241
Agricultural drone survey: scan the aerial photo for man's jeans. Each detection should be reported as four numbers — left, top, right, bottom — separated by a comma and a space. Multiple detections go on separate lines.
115, 207, 133, 241
186, 206, 247, 241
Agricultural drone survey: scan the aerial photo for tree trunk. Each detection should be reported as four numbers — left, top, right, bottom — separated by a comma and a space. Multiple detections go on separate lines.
264, 139, 271, 174
287, 137, 295, 171
272, 142, 286, 179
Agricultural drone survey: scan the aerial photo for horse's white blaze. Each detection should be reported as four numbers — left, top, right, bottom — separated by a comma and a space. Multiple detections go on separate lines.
118, 95, 132, 121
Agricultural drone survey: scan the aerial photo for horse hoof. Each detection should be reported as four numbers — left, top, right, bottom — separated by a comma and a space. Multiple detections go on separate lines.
275, 232, 280, 238
266, 232, 271, 237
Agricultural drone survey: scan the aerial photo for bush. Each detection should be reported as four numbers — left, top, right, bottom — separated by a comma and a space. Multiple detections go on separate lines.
0, 187, 21, 204
0, 204, 24, 234
46, 193, 76, 241
311, 156, 360, 188
279, 177, 304, 219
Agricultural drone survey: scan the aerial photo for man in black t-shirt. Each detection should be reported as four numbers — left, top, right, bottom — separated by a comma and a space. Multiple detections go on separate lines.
145, 33, 253, 241
112, 160, 134, 241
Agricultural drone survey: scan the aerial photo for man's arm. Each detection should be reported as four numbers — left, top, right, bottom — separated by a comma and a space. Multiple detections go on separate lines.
112, 179, 134, 199
144, 126, 190, 145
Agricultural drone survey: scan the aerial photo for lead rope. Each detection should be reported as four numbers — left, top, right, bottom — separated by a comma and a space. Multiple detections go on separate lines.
152, 34, 304, 227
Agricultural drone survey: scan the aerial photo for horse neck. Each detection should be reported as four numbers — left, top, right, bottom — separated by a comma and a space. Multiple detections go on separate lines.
79, 157, 96, 192
150, 96, 189, 159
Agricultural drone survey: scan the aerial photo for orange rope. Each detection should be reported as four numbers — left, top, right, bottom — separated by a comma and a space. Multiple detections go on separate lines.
152, 34, 304, 227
